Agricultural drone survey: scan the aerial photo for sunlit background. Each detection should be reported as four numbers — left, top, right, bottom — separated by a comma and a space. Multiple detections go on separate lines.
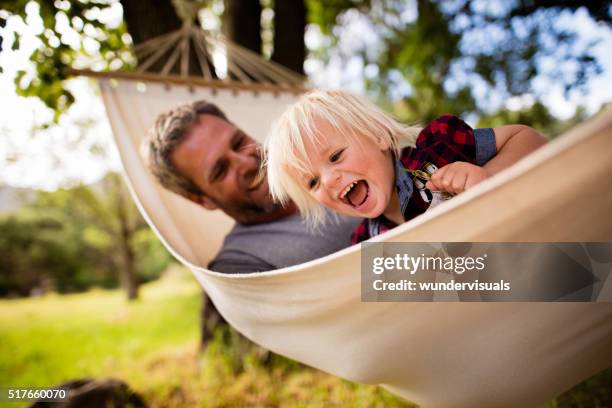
1, 1, 611, 406
1, 1, 610, 190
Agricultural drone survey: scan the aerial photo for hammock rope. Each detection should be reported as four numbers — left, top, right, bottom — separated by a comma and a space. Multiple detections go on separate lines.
171, 0, 201, 27
129, 24, 305, 89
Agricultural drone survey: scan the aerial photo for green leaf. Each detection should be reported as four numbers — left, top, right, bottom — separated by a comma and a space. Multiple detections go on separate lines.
12, 32, 20, 50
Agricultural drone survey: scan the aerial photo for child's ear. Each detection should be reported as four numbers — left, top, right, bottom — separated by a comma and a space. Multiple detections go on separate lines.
185, 192, 218, 210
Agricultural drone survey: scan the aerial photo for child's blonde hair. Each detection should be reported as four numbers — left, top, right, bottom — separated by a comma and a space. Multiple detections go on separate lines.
265, 89, 421, 226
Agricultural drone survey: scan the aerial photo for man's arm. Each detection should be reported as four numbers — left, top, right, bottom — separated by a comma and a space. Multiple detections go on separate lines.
208, 252, 276, 274
426, 125, 547, 194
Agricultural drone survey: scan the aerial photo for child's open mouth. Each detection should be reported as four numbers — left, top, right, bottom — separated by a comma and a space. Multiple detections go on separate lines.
340, 180, 369, 208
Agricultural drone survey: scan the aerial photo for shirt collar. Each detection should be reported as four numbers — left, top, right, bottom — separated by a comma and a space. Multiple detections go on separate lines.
368, 156, 414, 237
394, 156, 414, 214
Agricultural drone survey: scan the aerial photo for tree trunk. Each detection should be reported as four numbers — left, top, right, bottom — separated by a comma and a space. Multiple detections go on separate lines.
201, 294, 227, 345
223, 0, 262, 54
120, 0, 206, 76
223, 0, 262, 81
116, 181, 139, 301
272, 0, 306, 75
120, 0, 182, 46
0, 17, 6, 52
119, 243, 139, 301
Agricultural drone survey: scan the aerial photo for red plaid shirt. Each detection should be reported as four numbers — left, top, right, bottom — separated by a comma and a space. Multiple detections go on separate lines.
351, 114, 496, 244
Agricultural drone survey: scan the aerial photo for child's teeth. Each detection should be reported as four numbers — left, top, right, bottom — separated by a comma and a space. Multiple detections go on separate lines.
341, 181, 356, 199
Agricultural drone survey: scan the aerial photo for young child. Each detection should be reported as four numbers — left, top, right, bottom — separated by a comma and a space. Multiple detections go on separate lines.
264, 90, 546, 243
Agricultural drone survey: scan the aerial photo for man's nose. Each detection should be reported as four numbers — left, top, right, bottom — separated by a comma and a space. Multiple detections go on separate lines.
231, 150, 259, 178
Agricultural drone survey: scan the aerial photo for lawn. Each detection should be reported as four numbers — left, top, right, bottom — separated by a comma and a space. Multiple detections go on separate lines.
1, 267, 609, 407
0, 267, 413, 407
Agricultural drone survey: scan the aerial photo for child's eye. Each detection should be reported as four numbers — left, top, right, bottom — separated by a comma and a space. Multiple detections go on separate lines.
329, 148, 345, 163
308, 176, 319, 190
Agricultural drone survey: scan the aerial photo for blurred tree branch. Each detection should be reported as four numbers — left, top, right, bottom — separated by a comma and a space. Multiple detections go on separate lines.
308, 0, 608, 121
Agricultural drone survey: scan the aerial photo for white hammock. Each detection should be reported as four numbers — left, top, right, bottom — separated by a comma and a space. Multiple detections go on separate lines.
93, 76, 612, 407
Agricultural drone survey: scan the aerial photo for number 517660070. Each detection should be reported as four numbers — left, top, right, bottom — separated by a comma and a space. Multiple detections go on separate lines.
1, 387, 68, 402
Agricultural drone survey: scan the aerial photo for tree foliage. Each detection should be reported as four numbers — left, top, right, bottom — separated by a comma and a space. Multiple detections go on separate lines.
307, 0, 609, 122
0, 0, 133, 121
0, 0, 308, 122
477, 101, 588, 138
0, 172, 173, 298
4, 1, 607, 124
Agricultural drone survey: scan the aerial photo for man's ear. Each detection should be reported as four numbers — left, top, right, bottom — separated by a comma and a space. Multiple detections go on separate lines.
185, 192, 218, 211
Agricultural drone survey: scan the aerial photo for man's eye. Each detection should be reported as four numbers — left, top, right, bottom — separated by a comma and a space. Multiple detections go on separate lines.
212, 163, 227, 181
232, 135, 245, 150
308, 177, 319, 190
330, 148, 345, 163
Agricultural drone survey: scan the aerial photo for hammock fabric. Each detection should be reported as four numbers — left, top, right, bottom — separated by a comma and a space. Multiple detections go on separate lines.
78, 23, 612, 403
93, 75, 612, 407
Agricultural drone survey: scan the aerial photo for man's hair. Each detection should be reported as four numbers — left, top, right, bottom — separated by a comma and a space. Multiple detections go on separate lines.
264, 89, 421, 226
143, 100, 228, 199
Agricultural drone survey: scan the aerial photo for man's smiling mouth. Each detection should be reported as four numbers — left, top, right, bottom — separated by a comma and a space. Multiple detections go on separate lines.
248, 169, 266, 190
340, 179, 369, 207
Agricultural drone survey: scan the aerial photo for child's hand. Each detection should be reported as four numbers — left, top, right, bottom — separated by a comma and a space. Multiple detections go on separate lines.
425, 162, 490, 194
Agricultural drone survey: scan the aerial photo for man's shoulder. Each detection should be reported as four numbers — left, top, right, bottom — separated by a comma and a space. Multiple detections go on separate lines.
211, 213, 360, 273
228, 212, 358, 240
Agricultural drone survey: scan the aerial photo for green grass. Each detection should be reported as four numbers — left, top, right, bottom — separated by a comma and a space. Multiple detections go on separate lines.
0, 267, 413, 407
0, 266, 199, 389
1, 267, 609, 407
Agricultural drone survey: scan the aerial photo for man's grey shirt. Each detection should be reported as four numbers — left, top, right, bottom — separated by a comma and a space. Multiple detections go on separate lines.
208, 213, 361, 274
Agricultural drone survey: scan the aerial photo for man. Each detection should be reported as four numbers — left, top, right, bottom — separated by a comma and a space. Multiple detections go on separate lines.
144, 100, 359, 343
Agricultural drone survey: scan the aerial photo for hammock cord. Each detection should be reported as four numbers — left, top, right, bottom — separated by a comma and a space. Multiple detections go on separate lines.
171, 0, 201, 27
127, 0, 304, 89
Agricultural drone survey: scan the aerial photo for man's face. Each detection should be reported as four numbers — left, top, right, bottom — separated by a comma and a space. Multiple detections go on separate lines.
171, 114, 286, 224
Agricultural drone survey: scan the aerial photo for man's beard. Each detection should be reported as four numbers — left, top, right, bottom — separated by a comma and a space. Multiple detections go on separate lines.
237, 200, 284, 217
